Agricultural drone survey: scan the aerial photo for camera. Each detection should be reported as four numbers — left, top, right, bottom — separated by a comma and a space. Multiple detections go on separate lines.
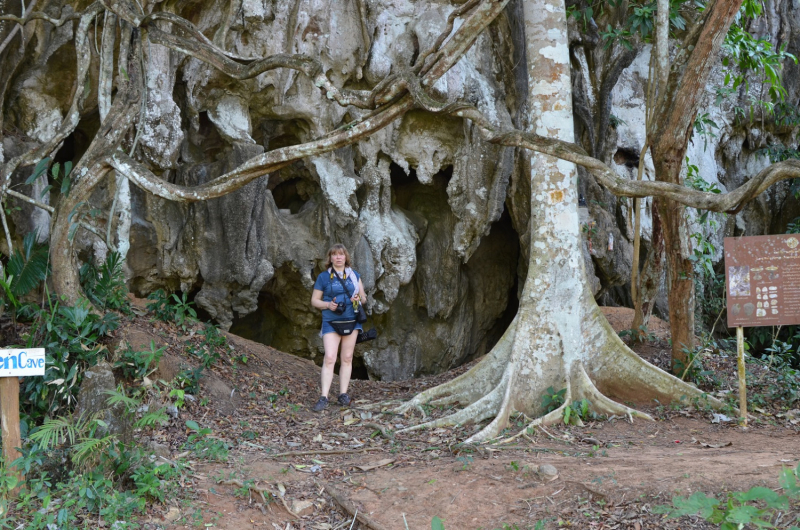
333, 299, 346, 314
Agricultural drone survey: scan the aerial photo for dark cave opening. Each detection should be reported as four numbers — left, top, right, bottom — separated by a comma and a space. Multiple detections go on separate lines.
228, 161, 520, 380
228, 267, 371, 380
474, 205, 521, 360
270, 177, 307, 214
53, 109, 100, 170
613, 147, 641, 169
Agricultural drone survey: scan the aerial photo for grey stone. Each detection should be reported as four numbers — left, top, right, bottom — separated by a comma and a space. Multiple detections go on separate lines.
75, 363, 133, 443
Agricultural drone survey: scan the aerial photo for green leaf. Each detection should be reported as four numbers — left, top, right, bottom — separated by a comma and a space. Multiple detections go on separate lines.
736, 487, 789, 510
61, 175, 72, 196
668, 492, 719, 519
7, 231, 49, 298
431, 516, 445, 530
185, 420, 200, 432
26, 158, 50, 185
725, 504, 762, 524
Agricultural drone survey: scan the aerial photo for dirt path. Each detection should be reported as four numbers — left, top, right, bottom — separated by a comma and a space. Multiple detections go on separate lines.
119, 307, 800, 529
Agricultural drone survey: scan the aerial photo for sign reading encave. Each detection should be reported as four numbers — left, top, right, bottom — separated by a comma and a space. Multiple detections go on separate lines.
0, 349, 46, 377
724, 235, 800, 328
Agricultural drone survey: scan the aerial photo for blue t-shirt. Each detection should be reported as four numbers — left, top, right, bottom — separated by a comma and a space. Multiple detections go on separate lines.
314, 269, 360, 323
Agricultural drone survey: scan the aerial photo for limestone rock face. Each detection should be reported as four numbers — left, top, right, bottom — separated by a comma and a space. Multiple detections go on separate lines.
3, 0, 800, 379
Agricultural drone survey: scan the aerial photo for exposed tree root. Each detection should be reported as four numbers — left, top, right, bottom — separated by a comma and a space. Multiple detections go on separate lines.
395, 294, 725, 444
395, 318, 516, 415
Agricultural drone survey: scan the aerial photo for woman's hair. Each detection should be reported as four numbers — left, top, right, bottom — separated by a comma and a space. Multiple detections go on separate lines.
325, 243, 352, 269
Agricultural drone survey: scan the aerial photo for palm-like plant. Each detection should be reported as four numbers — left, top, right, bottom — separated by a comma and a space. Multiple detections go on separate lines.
0, 230, 50, 321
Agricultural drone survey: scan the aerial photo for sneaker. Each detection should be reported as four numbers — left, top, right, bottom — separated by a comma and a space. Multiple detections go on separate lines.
337, 393, 351, 407
312, 396, 329, 412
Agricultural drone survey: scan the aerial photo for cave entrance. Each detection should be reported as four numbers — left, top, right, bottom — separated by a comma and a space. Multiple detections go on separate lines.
229, 267, 370, 380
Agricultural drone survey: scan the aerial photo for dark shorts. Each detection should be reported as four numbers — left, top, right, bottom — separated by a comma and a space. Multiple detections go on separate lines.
321, 321, 363, 336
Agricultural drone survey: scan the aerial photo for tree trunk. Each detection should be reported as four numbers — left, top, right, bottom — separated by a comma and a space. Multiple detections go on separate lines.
649, 0, 743, 371
631, 201, 664, 335
397, 0, 719, 441
658, 189, 695, 372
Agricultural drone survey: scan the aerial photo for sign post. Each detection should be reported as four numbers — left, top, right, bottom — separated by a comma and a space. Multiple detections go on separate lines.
0, 348, 45, 493
736, 326, 747, 427
725, 234, 800, 427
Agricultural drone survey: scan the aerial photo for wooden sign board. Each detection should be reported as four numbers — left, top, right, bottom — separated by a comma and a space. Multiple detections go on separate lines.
0, 348, 45, 377
724, 235, 800, 328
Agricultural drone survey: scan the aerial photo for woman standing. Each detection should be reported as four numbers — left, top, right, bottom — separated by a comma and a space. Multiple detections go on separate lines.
310, 244, 367, 411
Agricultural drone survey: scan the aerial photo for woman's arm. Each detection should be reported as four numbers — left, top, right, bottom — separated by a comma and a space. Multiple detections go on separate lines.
358, 279, 366, 303
311, 289, 338, 311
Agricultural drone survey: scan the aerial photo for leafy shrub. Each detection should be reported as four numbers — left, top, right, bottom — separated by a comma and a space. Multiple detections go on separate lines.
115, 340, 165, 381
656, 463, 800, 529
0, 230, 49, 321
175, 366, 204, 395
80, 251, 130, 312
184, 420, 228, 462
564, 398, 596, 425
146, 289, 197, 330
751, 340, 800, 407
21, 298, 119, 421
186, 322, 228, 367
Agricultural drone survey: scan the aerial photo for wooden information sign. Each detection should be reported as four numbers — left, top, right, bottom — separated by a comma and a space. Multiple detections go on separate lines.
725, 235, 800, 328
0, 348, 45, 492
724, 234, 800, 426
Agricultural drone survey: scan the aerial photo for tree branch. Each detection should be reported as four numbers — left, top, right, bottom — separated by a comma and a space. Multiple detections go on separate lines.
653, 0, 743, 156
107, 0, 511, 202
145, 26, 373, 109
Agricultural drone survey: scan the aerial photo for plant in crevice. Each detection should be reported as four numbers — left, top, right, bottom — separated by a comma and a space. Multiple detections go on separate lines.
80, 251, 130, 312
542, 386, 566, 414
146, 289, 197, 330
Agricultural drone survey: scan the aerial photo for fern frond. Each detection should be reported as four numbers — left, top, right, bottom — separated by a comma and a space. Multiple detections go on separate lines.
103, 388, 140, 410
71, 435, 117, 468
29, 416, 79, 449
135, 408, 169, 429
8, 231, 49, 298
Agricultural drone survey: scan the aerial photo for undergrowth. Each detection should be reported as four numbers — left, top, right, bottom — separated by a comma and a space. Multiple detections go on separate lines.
0, 218, 232, 528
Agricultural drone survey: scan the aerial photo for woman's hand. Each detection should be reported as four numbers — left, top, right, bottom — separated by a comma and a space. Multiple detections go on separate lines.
327, 298, 339, 311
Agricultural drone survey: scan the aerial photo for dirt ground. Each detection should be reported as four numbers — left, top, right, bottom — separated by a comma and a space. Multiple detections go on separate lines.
118, 306, 800, 530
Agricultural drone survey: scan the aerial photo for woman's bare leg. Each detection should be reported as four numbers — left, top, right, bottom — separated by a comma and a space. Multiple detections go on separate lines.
338, 332, 358, 395
321, 333, 342, 397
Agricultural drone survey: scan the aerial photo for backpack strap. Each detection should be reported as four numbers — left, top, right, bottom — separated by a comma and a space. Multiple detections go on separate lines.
329, 267, 359, 299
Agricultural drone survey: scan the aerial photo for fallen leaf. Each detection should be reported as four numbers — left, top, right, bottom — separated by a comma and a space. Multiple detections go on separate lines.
711, 413, 732, 424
